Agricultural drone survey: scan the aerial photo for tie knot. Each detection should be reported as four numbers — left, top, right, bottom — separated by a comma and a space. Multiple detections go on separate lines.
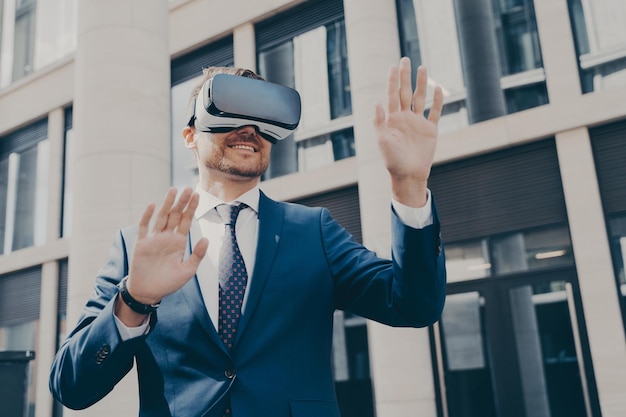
220, 203, 248, 226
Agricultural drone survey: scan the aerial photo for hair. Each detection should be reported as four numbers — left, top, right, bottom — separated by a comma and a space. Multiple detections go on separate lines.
186, 66, 265, 127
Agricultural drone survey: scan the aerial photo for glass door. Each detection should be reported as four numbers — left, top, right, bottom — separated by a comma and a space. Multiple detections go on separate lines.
433, 270, 597, 417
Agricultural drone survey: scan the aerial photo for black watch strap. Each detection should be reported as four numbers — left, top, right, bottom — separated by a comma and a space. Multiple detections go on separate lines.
117, 277, 160, 315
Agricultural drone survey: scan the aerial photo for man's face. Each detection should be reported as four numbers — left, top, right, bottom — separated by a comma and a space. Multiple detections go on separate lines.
189, 125, 272, 179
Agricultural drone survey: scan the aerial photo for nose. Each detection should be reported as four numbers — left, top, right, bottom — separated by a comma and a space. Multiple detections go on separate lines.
236, 125, 259, 137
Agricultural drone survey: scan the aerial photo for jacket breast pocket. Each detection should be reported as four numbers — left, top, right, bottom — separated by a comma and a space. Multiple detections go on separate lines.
289, 399, 341, 417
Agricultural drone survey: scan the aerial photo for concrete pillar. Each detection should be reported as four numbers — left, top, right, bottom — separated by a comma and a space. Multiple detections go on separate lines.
233, 22, 257, 71
67, 0, 171, 415
509, 286, 551, 417
555, 128, 626, 417
36, 261, 59, 417
343, 0, 437, 416
33, 108, 65, 417
453, 0, 506, 123
533, 0, 582, 101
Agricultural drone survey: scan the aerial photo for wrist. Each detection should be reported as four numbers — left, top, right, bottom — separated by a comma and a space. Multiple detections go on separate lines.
391, 177, 429, 208
117, 276, 161, 315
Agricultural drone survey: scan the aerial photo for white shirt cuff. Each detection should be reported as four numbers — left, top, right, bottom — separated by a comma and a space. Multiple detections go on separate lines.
391, 189, 434, 229
114, 303, 151, 341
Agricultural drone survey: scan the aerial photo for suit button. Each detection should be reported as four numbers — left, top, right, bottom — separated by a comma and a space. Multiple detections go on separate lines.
225, 368, 236, 379
95, 344, 111, 365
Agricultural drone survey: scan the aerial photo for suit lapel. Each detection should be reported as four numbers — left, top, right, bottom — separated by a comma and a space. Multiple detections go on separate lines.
234, 192, 283, 345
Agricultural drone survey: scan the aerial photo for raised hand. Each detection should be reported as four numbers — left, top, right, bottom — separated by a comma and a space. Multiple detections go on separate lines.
126, 187, 208, 307
374, 57, 444, 207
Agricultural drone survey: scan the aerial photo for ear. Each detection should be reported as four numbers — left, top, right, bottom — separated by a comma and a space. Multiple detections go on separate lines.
183, 126, 196, 149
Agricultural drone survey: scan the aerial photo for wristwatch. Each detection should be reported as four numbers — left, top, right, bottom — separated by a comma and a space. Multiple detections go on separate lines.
117, 276, 160, 315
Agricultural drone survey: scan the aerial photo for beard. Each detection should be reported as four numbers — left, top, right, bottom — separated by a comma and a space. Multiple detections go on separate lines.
205, 146, 269, 178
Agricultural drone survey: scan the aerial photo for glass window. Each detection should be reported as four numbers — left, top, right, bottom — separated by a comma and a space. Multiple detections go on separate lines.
567, 0, 626, 93
62, 122, 73, 238
504, 82, 549, 113
491, 226, 574, 275
493, 0, 543, 76
567, 0, 590, 56
445, 240, 491, 282
396, 0, 421, 88
258, 19, 354, 180
436, 279, 593, 417
12, 0, 36, 81
258, 41, 298, 180
1, 0, 76, 87
327, 20, 352, 119
608, 214, 626, 332
0, 123, 48, 254
0, 267, 41, 417
439, 291, 497, 416
12, 145, 38, 250
445, 225, 575, 282
297, 128, 355, 172
332, 311, 374, 417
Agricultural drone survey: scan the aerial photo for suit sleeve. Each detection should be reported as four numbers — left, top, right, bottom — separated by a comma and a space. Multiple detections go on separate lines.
49, 227, 155, 410
323, 200, 446, 327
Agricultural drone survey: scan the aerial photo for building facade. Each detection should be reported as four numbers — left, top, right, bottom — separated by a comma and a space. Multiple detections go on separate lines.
1, 0, 625, 416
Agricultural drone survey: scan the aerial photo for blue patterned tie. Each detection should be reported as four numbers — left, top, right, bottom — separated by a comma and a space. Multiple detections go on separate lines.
218, 203, 248, 351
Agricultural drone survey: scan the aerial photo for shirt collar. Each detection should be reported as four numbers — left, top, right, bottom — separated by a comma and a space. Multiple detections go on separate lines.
194, 185, 260, 219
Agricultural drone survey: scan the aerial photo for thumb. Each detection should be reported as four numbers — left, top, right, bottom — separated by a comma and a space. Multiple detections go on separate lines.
187, 238, 208, 270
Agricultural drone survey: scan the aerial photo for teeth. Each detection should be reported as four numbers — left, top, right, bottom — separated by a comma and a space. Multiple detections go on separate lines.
231, 145, 256, 152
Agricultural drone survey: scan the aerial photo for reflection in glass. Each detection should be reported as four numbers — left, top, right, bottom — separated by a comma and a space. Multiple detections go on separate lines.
259, 41, 297, 180
296, 128, 355, 172
510, 281, 587, 417
492, 226, 574, 275
505, 82, 549, 113
445, 240, 491, 282
440, 292, 497, 417
13, 146, 38, 250
494, 0, 543, 76
327, 20, 352, 119
12, 0, 36, 81
396, 0, 421, 88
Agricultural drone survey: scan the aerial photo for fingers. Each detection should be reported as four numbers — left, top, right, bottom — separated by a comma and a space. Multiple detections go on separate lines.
188, 237, 209, 268
386, 65, 400, 114
399, 57, 413, 111
137, 203, 156, 239
428, 85, 444, 125
149, 187, 197, 234
413, 66, 427, 115
373, 101, 386, 129
164, 188, 193, 232
177, 192, 199, 237
153, 187, 177, 232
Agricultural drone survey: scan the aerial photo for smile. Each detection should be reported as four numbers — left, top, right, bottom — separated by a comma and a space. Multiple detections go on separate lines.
229, 144, 257, 152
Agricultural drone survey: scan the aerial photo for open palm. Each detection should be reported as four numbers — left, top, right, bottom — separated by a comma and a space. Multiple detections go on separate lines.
374, 58, 443, 190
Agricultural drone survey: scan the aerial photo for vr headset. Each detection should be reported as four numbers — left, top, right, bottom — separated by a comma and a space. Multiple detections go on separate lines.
189, 74, 302, 144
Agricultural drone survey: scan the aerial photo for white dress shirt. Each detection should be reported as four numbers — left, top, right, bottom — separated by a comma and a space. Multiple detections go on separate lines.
115, 186, 434, 339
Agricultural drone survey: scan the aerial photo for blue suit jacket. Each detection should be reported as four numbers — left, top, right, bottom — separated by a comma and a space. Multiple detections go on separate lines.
50, 192, 446, 417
